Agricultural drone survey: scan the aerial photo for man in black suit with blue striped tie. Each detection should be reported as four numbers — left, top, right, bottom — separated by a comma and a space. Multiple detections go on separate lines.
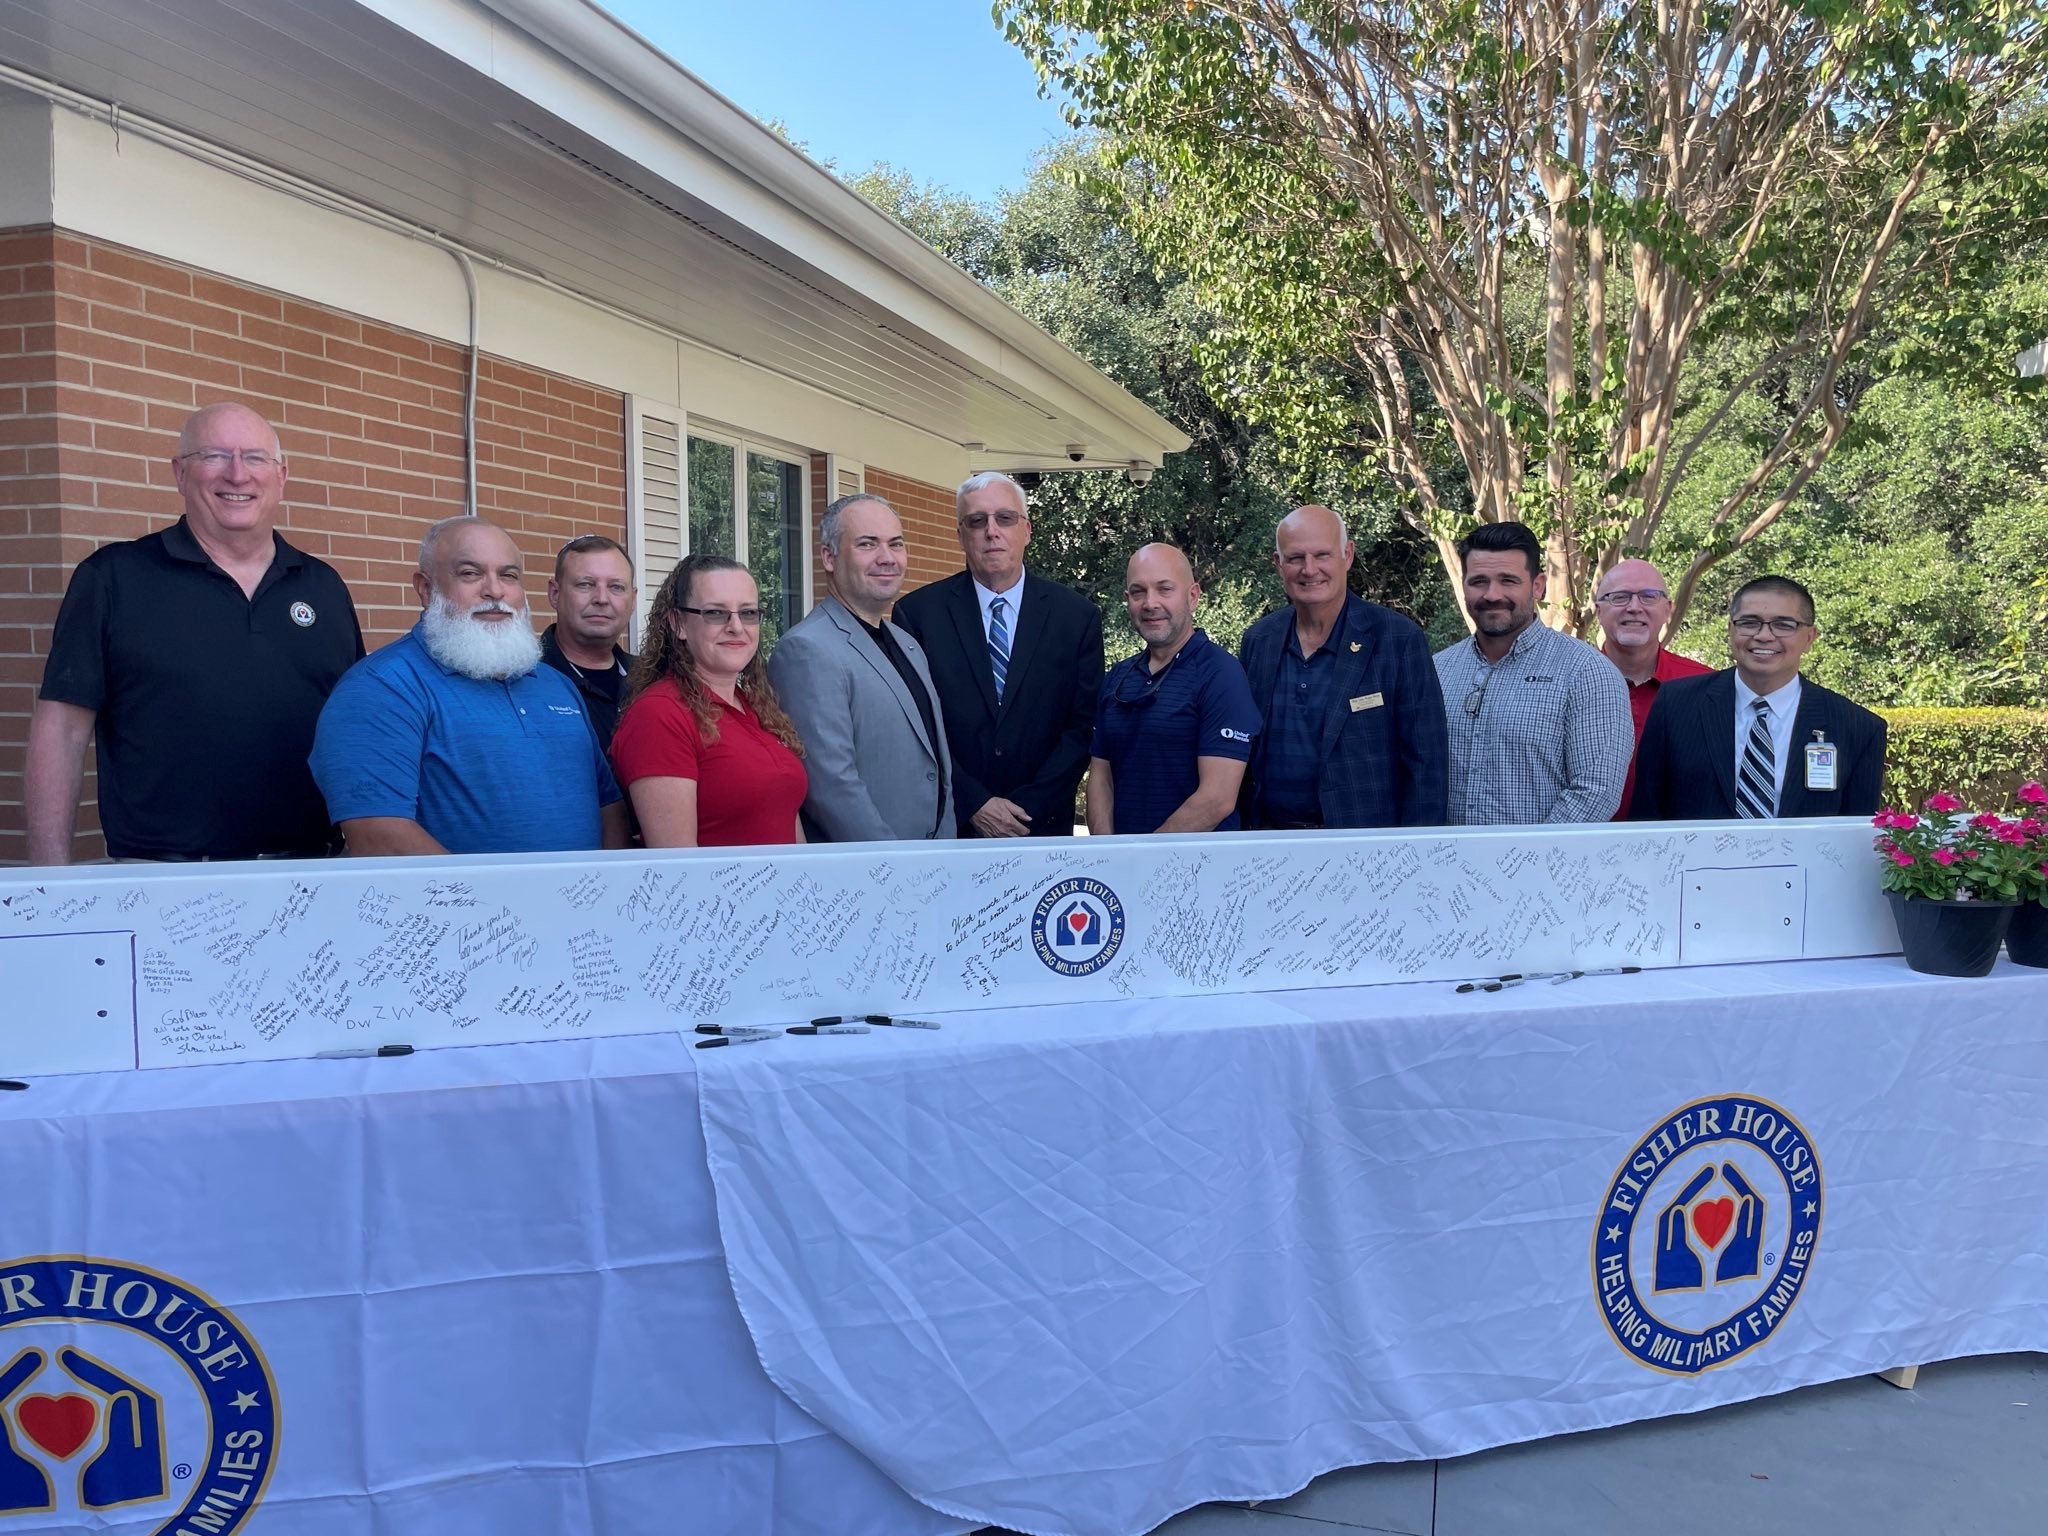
893, 472, 1104, 837
1629, 575, 1887, 821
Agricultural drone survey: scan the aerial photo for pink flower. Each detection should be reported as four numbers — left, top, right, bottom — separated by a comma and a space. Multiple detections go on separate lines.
2018, 781, 2048, 807
1926, 792, 1964, 814
1893, 813, 1920, 831
1963, 848, 1982, 859
1872, 810, 1901, 829
2021, 818, 2045, 838
1890, 849, 1916, 867
1997, 824, 2028, 845
1970, 813, 2005, 831
1931, 848, 1956, 865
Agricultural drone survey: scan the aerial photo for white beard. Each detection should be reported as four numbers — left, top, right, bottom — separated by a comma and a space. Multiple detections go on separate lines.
419, 593, 543, 681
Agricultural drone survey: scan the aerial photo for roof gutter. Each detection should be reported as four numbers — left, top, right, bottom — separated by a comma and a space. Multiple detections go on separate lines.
466, 0, 1188, 458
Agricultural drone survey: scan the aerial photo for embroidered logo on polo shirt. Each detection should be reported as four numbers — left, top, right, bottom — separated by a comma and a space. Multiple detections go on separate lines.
1219, 728, 1251, 743
288, 602, 316, 628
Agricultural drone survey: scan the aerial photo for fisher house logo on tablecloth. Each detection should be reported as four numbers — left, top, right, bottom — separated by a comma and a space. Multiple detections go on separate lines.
1031, 877, 1126, 977
1593, 1096, 1823, 1374
0, 1257, 277, 1532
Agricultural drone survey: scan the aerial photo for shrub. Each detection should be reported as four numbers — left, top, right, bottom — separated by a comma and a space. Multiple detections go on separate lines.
1880, 709, 2048, 812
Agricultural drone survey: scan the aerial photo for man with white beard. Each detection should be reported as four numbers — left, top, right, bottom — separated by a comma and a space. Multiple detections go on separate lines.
310, 517, 628, 854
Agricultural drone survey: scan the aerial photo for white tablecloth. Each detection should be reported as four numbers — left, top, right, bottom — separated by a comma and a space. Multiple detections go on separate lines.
694, 958, 2048, 1536
0, 1037, 963, 1536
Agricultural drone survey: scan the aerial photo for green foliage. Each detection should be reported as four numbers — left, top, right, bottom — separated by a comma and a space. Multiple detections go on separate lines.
1878, 708, 2048, 811
851, 142, 1454, 652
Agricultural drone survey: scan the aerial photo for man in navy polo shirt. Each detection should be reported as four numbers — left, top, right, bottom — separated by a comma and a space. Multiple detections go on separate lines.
310, 517, 628, 855
26, 402, 363, 863
1087, 543, 1261, 836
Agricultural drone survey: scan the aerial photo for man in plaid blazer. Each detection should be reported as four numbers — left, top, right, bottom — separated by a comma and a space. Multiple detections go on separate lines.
1236, 506, 1450, 830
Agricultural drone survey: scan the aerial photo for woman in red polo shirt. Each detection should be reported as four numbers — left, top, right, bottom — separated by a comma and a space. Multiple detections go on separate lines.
612, 555, 808, 846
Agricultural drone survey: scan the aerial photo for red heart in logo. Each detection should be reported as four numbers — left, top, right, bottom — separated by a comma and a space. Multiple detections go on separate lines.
1691, 1196, 1736, 1250
17, 1393, 97, 1459
1068, 911, 1090, 934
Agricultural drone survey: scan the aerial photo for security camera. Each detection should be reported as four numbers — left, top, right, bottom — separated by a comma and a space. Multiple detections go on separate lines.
1126, 461, 1154, 487
1065, 444, 1087, 463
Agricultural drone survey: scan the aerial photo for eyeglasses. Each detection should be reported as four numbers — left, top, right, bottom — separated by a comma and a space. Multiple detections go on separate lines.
1463, 676, 1490, 718
1594, 588, 1668, 608
959, 510, 1025, 531
1111, 651, 1180, 707
176, 449, 280, 470
1730, 615, 1811, 636
678, 605, 763, 627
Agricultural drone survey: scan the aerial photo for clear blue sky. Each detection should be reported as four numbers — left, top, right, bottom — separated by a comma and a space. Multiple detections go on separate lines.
597, 1, 1076, 204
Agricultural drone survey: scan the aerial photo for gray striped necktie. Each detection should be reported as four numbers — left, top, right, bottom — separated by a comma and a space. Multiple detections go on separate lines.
989, 595, 1012, 704
1737, 697, 1777, 819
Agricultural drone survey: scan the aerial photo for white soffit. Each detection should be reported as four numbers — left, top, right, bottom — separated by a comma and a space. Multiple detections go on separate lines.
0, 0, 1187, 470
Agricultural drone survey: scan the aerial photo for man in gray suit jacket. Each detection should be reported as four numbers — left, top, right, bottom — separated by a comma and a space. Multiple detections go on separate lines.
768, 493, 956, 842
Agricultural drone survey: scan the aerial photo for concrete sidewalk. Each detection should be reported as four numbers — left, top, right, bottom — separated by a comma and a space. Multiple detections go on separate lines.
1147, 1353, 2045, 1536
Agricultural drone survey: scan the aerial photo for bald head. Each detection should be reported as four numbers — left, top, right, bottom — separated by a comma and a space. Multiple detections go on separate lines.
179, 402, 281, 459
1275, 504, 1354, 615
1124, 543, 1201, 657
1595, 557, 1674, 660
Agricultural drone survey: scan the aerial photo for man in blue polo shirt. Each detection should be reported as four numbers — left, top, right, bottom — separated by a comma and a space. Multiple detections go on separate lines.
1088, 543, 1261, 835
310, 517, 627, 855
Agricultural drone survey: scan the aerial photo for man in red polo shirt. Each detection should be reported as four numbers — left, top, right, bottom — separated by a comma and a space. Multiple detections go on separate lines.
1595, 559, 1711, 820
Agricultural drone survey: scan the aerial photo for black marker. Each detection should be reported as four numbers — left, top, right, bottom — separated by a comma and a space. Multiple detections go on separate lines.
696, 1032, 778, 1049
788, 1024, 871, 1036
872, 1016, 942, 1030
1455, 974, 1523, 993
695, 1025, 779, 1037
315, 1044, 415, 1059
1548, 966, 1645, 985
0, 1080, 27, 1091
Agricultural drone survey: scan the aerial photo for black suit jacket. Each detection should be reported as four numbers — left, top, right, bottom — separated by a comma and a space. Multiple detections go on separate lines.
893, 570, 1104, 837
1236, 595, 1450, 828
1629, 670, 1887, 820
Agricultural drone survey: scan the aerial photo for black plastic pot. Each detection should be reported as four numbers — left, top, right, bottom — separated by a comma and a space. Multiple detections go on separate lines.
1886, 892, 2017, 978
2007, 900, 2048, 969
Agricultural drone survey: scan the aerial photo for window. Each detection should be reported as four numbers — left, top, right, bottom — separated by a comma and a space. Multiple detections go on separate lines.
685, 433, 809, 644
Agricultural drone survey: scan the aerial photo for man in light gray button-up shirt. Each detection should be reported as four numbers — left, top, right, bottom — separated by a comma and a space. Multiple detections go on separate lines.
1432, 523, 1633, 824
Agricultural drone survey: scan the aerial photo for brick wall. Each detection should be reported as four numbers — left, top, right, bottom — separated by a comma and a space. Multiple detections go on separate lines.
0, 225, 628, 863
865, 465, 960, 600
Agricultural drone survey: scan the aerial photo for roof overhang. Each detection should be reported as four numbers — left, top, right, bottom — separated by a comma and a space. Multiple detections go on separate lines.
0, 0, 1187, 473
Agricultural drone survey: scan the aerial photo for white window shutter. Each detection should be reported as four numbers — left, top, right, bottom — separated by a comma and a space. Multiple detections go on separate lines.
628, 398, 684, 639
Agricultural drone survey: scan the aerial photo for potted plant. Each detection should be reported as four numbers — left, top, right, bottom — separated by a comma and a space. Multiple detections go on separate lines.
1871, 792, 2030, 976
2007, 781, 2048, 968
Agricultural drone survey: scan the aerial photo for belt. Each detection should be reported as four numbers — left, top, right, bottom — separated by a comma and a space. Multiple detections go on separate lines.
1263, 816, 1324, 831
124, 848, 339, 863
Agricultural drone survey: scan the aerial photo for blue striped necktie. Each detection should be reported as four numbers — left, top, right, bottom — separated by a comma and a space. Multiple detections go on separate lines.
988, 595, 1012, 704
1737, 697, 1777, 819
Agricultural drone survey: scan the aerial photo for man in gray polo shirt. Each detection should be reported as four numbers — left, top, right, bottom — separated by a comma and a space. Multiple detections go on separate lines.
1433, 523, 1632, 824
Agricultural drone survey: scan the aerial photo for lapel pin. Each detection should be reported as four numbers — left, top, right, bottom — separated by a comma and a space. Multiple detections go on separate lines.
1349, 641, 1361, 652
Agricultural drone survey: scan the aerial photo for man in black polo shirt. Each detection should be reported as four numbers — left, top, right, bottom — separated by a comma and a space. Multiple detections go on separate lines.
24, 402, 363, 863
539, 533, 636, 746
1088, 543, 1261, 835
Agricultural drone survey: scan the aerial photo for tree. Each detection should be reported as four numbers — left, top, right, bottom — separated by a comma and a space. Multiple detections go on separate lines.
998, 0, 2048, 636
849, 146, 1452, 652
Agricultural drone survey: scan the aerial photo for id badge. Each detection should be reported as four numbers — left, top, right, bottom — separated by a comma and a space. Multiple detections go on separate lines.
1804, 739, 1837, 792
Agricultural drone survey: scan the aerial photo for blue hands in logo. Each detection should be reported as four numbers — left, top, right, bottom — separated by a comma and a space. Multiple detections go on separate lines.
1653, 1166, 1716, 1293
0, 1349, 53, 1514
1053, 901, 1101, 947
1716, 1162, 1765, 1284
61, 1350, 165, 1508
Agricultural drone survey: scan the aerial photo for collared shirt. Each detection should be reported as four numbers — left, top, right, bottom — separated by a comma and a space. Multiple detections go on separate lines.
611, 680, 807, 846
972, 571, 1026, 648
309, 626, 622, 854
857, 615, 948, 832
1092, 628, 1261, 834
1613, 645, 1714, 819
539, 624, 631, 745
1732, 671, 1803, 804
1433, 621, 1634, 824
1260, 605, 1348, 823
38, 516, 364, 858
